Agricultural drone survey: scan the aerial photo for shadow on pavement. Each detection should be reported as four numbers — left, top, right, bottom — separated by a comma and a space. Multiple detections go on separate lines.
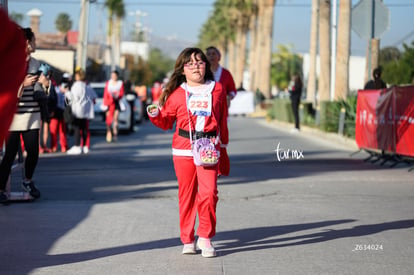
5, 218, 414, 272
216, 219, 414, 256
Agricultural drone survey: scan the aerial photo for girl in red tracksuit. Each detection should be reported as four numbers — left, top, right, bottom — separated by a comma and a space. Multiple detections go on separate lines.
147, 47, 229, 258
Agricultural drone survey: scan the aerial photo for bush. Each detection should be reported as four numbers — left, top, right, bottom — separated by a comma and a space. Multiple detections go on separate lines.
267, 97, 357, 138
301, 101, 316, 126
338, 95, 357, 138
267, 98, 293, 122
318, 101, 342, 132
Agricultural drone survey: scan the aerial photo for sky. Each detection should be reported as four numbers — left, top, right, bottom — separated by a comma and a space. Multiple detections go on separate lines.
6, 0, 414, 57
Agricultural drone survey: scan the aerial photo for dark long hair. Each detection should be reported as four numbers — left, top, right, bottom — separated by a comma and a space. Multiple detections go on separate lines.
22, 27, 35, 41
159, 47, 214, 106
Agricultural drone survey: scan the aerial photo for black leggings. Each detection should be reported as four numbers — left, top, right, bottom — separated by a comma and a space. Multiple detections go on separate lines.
0, 129, 39, 190
291, 96, 301, 129
72, 118, 87, 146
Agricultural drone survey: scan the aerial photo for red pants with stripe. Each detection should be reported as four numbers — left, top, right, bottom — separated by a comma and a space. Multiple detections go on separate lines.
173, 156, 218, 244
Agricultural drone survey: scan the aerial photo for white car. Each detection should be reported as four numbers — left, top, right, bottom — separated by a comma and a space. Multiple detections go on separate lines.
89, 82, 142, 133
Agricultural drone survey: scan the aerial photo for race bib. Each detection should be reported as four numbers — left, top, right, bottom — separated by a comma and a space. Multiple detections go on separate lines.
188, 91, 212, 116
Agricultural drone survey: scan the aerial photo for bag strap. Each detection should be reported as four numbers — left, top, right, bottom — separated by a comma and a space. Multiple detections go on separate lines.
184, 84, 194, 145
184, 83, 220, 146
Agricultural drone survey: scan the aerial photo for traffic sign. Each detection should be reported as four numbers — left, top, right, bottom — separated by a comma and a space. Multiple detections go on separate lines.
352, 0, 390, 39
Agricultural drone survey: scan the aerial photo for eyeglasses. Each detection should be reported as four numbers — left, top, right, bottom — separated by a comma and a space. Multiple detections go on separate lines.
184, 61, 205, 69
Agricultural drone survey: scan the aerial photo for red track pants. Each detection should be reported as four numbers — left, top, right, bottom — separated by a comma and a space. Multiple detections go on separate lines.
49, 118, 68, 151
173, 156, 218, 244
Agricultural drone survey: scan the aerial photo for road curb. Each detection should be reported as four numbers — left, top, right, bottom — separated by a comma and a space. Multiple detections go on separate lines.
247, 111, 359, 151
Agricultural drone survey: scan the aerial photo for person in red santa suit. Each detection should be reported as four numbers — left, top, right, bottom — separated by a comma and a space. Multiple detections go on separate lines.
206, 46, 236, 177
103, 70, 124, 142
0, 8, 26, 146
0, 24, 43, 202
0, 8, 27, 203
147, 47, 228, 258
206, 46, 237, 105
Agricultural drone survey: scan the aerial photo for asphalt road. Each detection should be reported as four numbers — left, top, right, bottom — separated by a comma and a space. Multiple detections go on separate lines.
1, 116, 413, 275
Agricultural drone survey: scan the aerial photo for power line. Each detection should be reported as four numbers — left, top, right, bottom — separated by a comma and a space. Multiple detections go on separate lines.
392, 29, 414, 46
9, 0, 414, 7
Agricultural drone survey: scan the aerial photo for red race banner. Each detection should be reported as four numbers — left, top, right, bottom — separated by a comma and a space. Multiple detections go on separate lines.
355, 86, 414, 157
355, 89, 392, 151
394, 86, 414, 157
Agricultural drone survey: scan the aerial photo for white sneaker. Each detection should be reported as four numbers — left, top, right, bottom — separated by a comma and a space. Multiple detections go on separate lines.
196, 238, 216, 258
67, 146, 82, 155
82, 146, 89, 154
182, 242, 196, 255
290, 128, 300, 134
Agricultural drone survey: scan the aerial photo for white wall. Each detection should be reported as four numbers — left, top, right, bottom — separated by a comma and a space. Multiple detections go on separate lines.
121, 41, 150, 61
32, 49, 75, 74
302, 53, 366, 93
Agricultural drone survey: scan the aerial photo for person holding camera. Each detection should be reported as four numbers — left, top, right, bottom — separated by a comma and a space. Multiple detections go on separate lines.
35, 63, 57, 154
0, 27, 42, 202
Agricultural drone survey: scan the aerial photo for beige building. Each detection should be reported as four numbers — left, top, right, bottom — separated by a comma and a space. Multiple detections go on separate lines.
27, 8, 77, 75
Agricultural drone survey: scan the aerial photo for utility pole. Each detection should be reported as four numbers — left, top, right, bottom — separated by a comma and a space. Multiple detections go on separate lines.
76, 0, 93, 71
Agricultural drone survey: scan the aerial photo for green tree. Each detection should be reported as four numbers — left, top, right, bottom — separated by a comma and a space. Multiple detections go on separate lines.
271, 44, 303, 91
379, 46, 401, 64
125, 55, 153, 85
55, 13, 72, 33
198, 0, 234, 57
105, 0, 125, 68
148, 48, 175, 84
10, 12, 24, 25
381, 42, 414, 85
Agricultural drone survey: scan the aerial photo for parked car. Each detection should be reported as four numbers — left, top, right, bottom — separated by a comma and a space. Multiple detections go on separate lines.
89, 82, 142, 133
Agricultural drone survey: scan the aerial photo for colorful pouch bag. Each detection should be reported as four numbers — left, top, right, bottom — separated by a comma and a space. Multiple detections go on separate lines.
191, 137, 219, 166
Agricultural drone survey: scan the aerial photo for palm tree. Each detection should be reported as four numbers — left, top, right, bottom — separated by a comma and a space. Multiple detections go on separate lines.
318, 0, 331, 102
199, 0, 257, 90
260, 0, 275, 98
248, 1, 259, 91
252, 0, 275, 98
198, 0, 233, 62
55, 13, 72, 34
233, 0, 256, 87
334, 0, 351, 100
104, 0, 125, 70
306, 0, 318, 106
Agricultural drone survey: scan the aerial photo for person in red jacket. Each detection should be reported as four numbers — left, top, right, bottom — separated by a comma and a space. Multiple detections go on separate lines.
0, 8, 26, 145
103, 70, 124, 142
206, 46, 236, 177
206, 46, 237, 105
147, 47, 228, 258
0, 9, 27, 203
